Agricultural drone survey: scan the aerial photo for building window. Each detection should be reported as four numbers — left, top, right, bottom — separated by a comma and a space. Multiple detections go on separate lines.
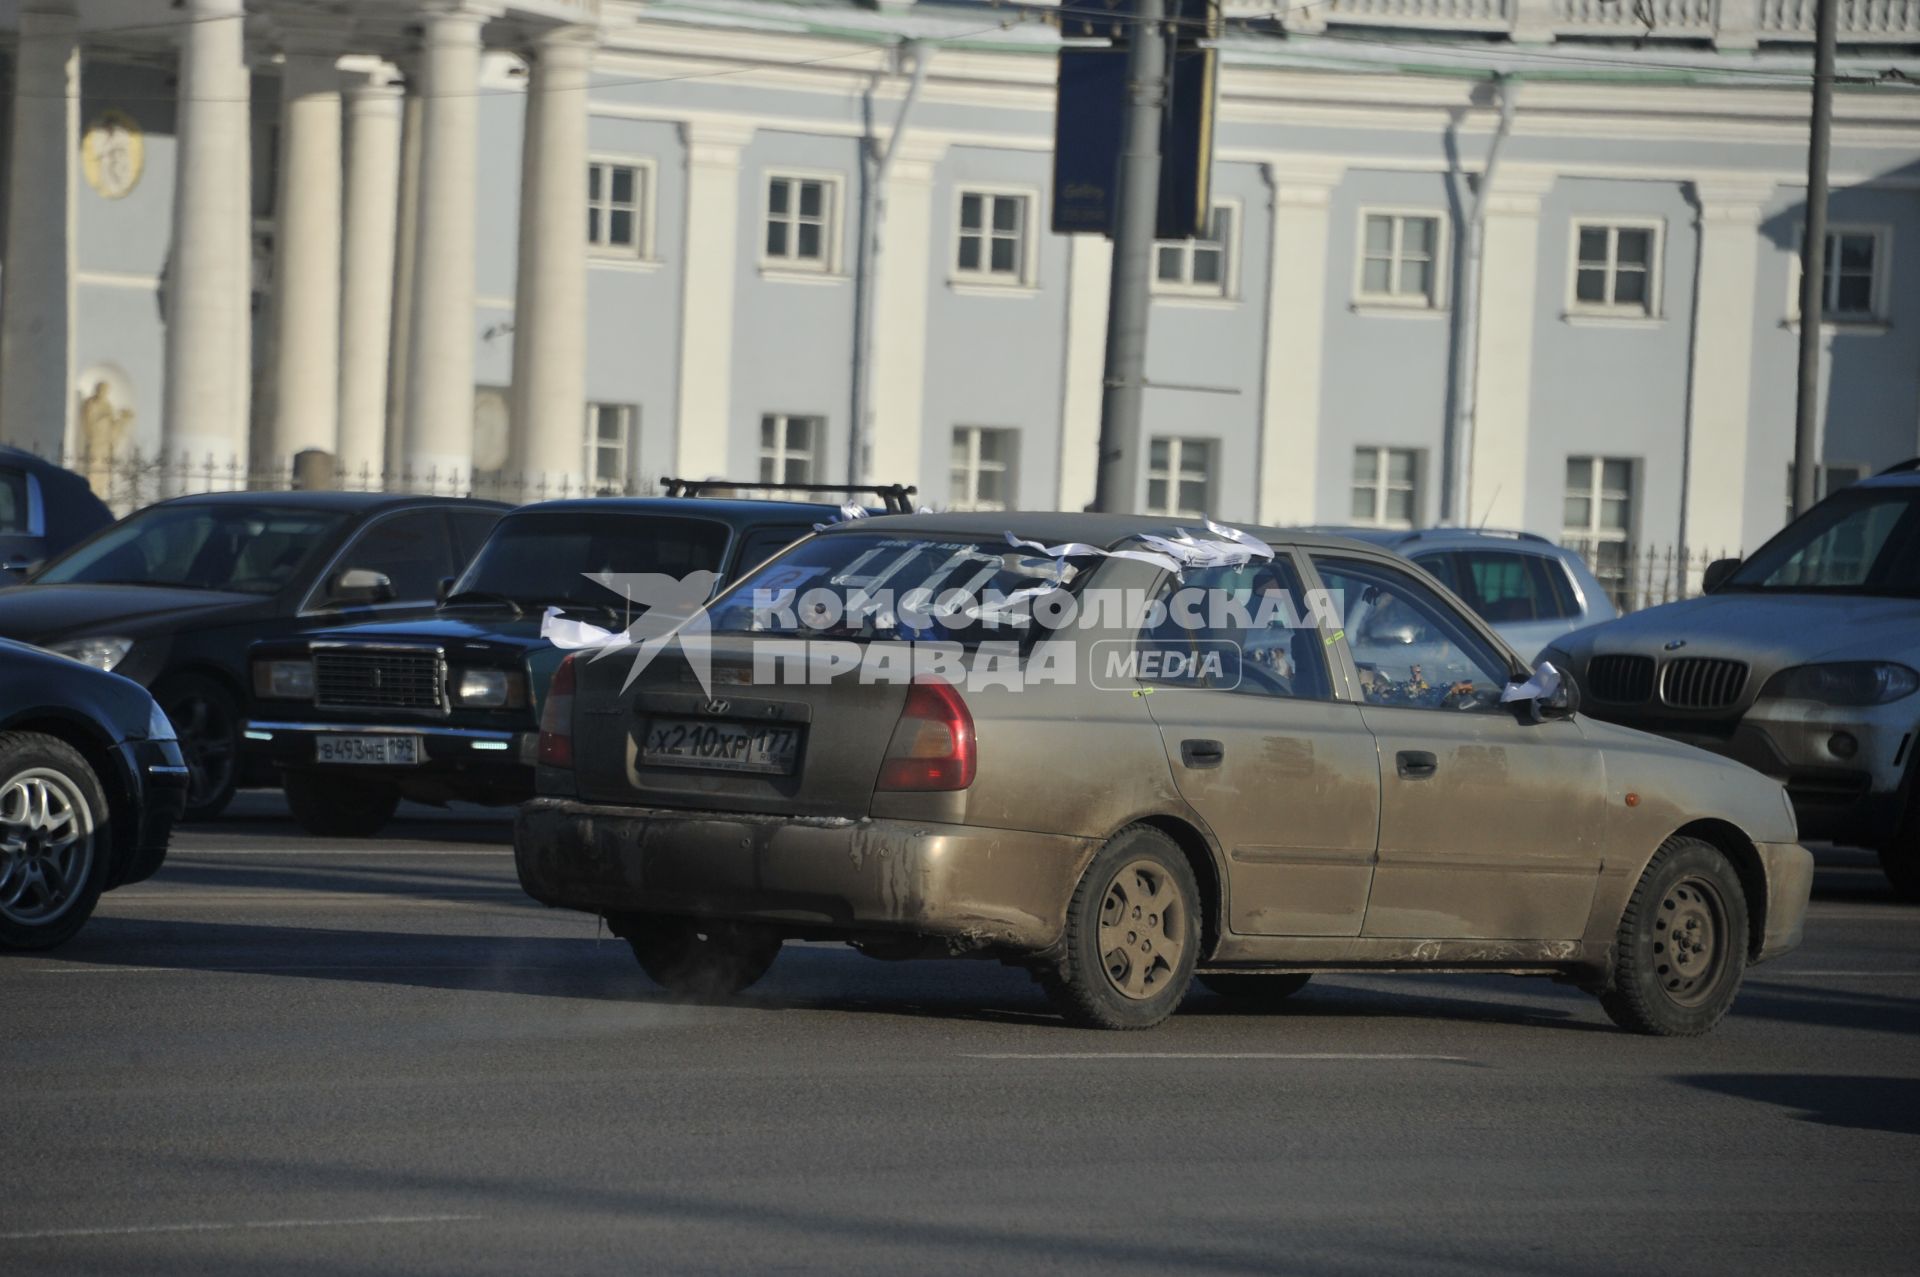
1564, 456, 1635, 605
1357, 211, 1443, 306
1820, 229, 1884, 320
1784, 462, 1868, 524
765, 176, 835, 270
1350, 446, 1420, 528
955, 191, 1031, 284
950, 427, 1017, 511
1146, 437, 1213, 518
759, 413, 821, 487
1572, 222, 1659, 315
1155, 205, 1235, 297
587, 162, 646, 255
585, 403, 636, 492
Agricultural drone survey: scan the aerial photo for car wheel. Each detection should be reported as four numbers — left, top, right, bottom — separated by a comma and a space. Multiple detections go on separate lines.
282, 771, 401, 838
616, 914, 782, 998
155, 674, 240, 821
1598, 836, 1749, 1037
0, 732, 113, 951
1199, 972, 1312, 1004
1039, 825, 1199, 1030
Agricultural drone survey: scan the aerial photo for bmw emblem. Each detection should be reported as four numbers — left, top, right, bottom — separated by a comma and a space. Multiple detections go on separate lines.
1664, 639, 1687, 651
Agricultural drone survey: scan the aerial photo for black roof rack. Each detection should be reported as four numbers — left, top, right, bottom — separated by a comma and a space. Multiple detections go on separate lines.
659, 478, 917, 513
1876, 457, 1920, 475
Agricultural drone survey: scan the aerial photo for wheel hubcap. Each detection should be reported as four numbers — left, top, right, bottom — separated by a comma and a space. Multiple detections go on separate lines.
169, 695, 234, 810
0, 768, 95, 926
1097, 859, 1187, 1001
1651, 876, 1728, 1008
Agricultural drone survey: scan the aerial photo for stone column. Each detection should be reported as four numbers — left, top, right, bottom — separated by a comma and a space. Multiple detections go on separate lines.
0, 5, 78, 460
1466, 167, 1554, 531
507, 25, 595, 491
267, 41, 343, 470
672, 120, 753, 480
337, 73, 404, 487
400, 4, 485, 490
1683, 177, 1773, 560
163, 0, 252, 477
1256, 158, 1344, 525
385, 67, 424, 480
867, 140, 944, 495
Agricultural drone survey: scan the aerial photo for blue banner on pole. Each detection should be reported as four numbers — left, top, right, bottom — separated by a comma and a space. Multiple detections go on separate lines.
1051, 43, 1217, 239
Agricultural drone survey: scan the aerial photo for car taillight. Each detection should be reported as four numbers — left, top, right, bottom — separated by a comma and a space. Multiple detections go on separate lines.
538, 654, 577, 768
876, 679, 975, 792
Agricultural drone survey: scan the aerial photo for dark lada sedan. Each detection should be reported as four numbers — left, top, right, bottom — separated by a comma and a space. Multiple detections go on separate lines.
1, 638, 187, 949
0, 491, 507, 819
245, 487, 907, 837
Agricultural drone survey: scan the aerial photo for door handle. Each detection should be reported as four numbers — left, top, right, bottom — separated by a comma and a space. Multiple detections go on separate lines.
1180, 739, 1225, 769
1396, 750, 1438, 779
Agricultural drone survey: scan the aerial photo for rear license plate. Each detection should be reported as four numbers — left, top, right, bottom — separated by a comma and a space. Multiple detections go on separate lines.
641, 718, 799, 775
316, 735, 421, 766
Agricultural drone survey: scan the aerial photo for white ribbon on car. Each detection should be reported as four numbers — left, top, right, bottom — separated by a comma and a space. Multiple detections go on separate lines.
811, 503, 870, 531
1004, 520, 1274, 587
1499, 661, 1564, 704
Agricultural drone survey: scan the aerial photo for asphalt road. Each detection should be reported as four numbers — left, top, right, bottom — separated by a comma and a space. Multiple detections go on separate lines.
4, 792, 1916, 1275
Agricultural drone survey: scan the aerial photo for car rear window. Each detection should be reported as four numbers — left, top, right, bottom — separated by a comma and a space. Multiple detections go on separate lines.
451, 511, 731, 611
706, 532, 1084, 647
1422, 550, 1575, 622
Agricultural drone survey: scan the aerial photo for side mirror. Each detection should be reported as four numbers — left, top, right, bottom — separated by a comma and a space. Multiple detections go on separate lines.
437, 576, 455, 605
1503, 659, 1578, 723
1702, 557, 1742, 593
330, 567, 395, 607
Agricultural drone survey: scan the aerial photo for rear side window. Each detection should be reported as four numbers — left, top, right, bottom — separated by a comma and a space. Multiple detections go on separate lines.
1442, 550, 1575, 623
1138, 557, 1334, 702
0, 469, 27, 533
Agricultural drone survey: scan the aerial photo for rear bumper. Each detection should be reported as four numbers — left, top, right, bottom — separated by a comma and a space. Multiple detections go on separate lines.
513, 797, 1100, 953
1755, 841, 1815, 964
245, 719, 536, 803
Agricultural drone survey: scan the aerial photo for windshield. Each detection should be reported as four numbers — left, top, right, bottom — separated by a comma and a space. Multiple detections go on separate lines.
706, 533, 1086, 646
1725, 486, 1920, 597
450, 511, 732, 611
35, 504, 345, 593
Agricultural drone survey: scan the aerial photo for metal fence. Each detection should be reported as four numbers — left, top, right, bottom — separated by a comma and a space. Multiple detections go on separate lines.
1562, 538, 1741, 614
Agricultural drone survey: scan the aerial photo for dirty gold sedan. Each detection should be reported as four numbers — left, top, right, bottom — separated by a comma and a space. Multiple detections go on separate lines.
514, 514, 1813, 1035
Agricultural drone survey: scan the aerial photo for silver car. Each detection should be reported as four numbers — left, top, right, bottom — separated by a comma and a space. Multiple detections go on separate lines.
1310, 527, 1618, 660
1545, 462, 1920, 897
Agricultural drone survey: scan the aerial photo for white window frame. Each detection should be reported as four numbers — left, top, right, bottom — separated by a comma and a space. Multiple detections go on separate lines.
586, 156, 657, 261
584, 402, 637, 492
1789, 224, 1893, 325
951, 186, 1039, 290
761, 171, 845, 275
1566, 218, 1664, 318
1353, 207, 1449, 310
1349, 446, 1421, 530
758, 412, 823, 488
1152, 200, 1241, 300
949, 426, 1018, 512
1563, 455, 1637, 602
1145, 436, 1215, 519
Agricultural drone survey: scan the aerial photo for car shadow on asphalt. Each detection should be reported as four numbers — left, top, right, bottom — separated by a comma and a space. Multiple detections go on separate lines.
178, 791, 516, 846
25, 916, 1628, 1034
1675, 1073, 1920, 1136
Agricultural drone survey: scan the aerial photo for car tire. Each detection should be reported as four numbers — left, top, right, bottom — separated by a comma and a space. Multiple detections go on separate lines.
617, 914, 782, 999
1199, 972, 1312, 1004
0, 732, 114, 951
282, 771, 401, 838
1038, 825, 1200, 1031
154, 673, 241, 822
1598, 836, 1749, 1037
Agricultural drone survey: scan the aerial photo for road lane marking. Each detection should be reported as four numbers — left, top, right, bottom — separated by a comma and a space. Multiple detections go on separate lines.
962, 1052, 1469, 1061
0, 1214, 482, 1242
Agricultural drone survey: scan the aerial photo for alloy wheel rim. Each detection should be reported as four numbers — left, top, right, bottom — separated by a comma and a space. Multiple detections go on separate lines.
170, 695, 234, 810
1097, 858, 1187, 1001
1653, 875, 1728, 1008
0, 768, 95, 926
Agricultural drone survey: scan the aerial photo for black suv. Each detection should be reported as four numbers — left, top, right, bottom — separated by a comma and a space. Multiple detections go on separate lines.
0, 491, 508, 819
246, 482, 914, 836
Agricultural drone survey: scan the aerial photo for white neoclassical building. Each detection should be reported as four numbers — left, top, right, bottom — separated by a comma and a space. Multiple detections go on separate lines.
3, 0, 1920, 583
